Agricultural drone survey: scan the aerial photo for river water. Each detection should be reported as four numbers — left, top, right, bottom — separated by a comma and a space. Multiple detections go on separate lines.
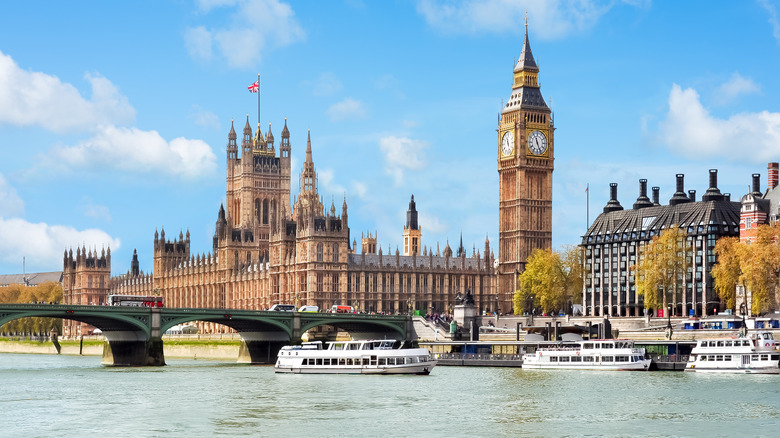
1, 353, 779, 437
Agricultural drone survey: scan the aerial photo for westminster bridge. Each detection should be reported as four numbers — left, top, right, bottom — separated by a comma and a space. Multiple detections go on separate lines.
0, 304, 414, 366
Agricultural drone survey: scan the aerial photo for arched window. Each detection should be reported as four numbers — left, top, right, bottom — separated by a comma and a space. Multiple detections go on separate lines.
317, 243, 323, 262
332, 244, 339, 262
262, 199, 269, 224
255, 199, 261, 223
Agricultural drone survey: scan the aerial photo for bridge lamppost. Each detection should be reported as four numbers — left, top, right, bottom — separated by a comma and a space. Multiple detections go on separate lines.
740, 302, 748, 337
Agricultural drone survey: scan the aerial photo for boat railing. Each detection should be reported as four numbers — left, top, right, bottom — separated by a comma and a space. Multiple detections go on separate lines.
536, 346, 580, 352
653, 354, 690, 363
433, 352, 523, 361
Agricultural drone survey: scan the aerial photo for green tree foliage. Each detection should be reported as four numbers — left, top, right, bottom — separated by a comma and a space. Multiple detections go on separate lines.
633, 226, 689, 312
0, 281, 63, 335
712, 236, 743, 310
513, 248, 565, 315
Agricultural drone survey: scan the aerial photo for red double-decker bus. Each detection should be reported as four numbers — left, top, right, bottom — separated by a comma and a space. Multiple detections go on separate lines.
107, 294, 164, 308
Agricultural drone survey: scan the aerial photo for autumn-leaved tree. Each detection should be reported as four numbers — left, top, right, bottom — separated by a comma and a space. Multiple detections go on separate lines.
712, 236, 743, 310
560, 245, 584, 307
633, 226, 689, 313
0, 281, 63, 335
741, 224, 780, 315
513, 248, 566, 315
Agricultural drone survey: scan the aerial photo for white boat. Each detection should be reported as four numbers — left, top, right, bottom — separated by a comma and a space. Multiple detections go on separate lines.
274, 339, 437, 375
684, 331, 780, 374
522, 339, 651, 371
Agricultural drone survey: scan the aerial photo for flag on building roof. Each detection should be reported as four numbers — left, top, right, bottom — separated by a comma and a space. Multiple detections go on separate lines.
248, 80, 259, 93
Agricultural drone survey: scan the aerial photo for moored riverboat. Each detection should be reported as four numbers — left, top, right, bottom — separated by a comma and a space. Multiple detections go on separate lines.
684, 331, 780, 374
522, 339, 651, 371
274, 339, 437, 375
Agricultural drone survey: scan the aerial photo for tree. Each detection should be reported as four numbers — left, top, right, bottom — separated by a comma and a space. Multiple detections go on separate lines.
633, 226, 689, 314
741, 224, 780, 315
712, 236, 743, 310
0, 281, 63, 335
560, 245, 584, 307
513, 249, 566, 315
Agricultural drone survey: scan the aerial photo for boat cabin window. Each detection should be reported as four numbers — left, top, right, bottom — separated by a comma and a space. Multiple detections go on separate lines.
724, 341, 733, 347
549, 356, 558, 362
772, 354, 780, 361
752, 355, 759, 360
348, 343, 360, 350
723, 355, 732, 361
716, 355, 723, 361
571, 356, 582, 362
583, 357, 594, 362
559, 356, 570, 362
699, 356, 707, 361
583, 343, 593, 349
717, 341, 724, 347
761, 354, 769, 361
602, 343, 613, 349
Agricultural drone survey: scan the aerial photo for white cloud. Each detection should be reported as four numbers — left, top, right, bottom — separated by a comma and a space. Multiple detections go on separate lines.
184, 26, 214, 61
0, 174, 24, 218
420, 212, 447, 234
0, 217, 120, 270
49, 125, 217, 179
379, 136, 429, 184
658, 84, 780, 163
0, 51, 135, 133
713, 73, 760, 106
317, 168, 346, 200
310, 72, 343, 97
190, 105, 222, 130
326, 98, 367, 121
759, 0, 780, 43
415, 0, 640, 38
185, 0, 305, 68
352, 181, 368, 199
80, 197, 112, 222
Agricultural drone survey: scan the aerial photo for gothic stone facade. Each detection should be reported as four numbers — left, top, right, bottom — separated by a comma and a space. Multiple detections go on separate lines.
63, 117, 497, 335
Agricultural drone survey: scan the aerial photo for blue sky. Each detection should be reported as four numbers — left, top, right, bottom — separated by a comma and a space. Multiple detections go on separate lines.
1, 0, 780, 275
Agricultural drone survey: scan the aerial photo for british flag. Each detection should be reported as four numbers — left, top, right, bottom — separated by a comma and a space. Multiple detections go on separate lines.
248, 80, 259, 93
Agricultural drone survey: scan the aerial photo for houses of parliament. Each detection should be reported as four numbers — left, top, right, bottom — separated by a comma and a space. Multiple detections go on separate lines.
61, 26, 554, 336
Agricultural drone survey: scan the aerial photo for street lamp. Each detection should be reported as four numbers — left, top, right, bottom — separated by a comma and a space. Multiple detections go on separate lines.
666, 303, 673, 340
740, 302, 748, 337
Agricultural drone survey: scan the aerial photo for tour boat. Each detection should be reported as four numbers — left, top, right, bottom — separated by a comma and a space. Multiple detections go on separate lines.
274, 339, 437, 375
684, 331, 780, 374
521, 339, 651, 371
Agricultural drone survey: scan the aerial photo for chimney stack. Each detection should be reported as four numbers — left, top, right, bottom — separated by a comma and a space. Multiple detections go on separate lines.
688, 190, 696, 202
702, 169, 723, 202
669, 174, 691, 206
769, 162, 779, 190
633, 179, 653, 209
752, 173, 762, 196
603, 183, 624, 213
652, 186, 660, 206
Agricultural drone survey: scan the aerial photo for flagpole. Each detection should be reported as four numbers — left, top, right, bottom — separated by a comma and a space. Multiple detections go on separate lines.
586, 183, 590, 230
257, 73, 260, 126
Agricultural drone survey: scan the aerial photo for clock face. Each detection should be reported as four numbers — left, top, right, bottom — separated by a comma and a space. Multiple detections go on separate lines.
528, 130, 547, 155
501, 131, 514, 156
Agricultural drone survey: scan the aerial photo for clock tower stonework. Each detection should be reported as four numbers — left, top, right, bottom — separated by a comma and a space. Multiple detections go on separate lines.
497, 24, 554, 301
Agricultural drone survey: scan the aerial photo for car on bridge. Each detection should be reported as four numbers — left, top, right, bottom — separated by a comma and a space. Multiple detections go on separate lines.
269, 304, 296, 312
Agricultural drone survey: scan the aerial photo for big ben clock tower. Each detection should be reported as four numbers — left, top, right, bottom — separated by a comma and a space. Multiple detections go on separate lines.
497, 21, 554, 303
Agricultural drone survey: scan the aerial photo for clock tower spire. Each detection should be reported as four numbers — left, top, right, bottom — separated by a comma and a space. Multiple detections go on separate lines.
497, 22, 554, 308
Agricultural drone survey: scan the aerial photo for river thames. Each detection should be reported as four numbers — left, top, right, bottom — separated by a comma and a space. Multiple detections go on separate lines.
1, 353, 779, 437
